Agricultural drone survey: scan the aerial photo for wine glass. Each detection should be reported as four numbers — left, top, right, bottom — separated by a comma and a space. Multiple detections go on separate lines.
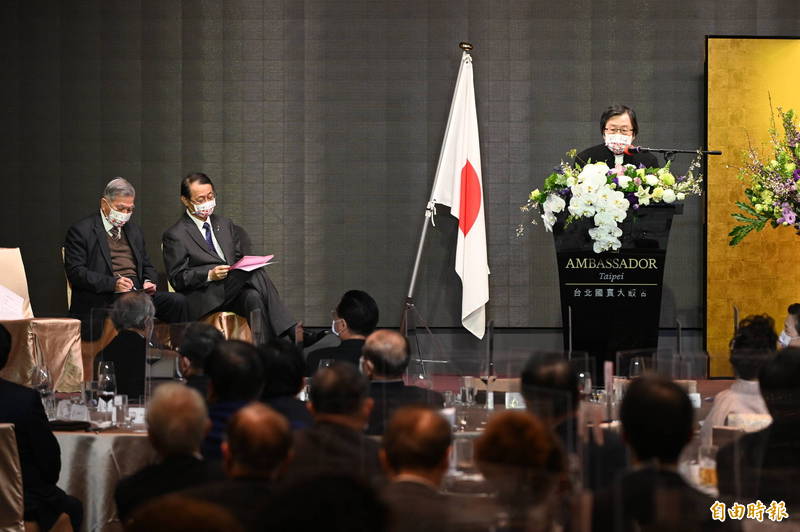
577, 371, 592, 397
317, 359, 335, 371
30, 365, 55, 420
629, 357, 646, 378
96, 361, 117, 414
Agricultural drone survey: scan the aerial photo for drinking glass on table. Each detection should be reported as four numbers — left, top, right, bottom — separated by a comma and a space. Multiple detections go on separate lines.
629, 357, 646, 378
31, 365, 55, 420
577, 371, 592, 397
96, 361, 117, 415
317, 359, 335, 371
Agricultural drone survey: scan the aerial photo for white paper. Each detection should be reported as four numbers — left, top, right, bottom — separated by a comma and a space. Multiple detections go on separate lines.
0, 283, 24, 320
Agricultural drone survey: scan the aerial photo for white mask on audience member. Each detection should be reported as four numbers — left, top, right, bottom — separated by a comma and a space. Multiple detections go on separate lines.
778, 331, 797, 348
604, 133, 633, 155
104, 200, 131, 227
331, 319, 341, 337
192, 199, 216, 218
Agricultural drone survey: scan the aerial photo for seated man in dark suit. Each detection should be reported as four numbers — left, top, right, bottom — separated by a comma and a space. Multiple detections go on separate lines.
64, 177, 187, 339
286, 363, 383, 486
362, 330, 444, 435
717, 347, 800, 507
202, 340, 264, 460
181, 403, 291, 532
94, 292, 154, 399
0, 325, 83, 532
162, 172, 295, 343
592, 376, 737, 532
306, 290, 379, 375
258, 340, 313, 430
177, 322, 224, 400
521, 354, 628, 491
380, 406, 453, 532
574, 105, 659, 168
115, 383, 223, 522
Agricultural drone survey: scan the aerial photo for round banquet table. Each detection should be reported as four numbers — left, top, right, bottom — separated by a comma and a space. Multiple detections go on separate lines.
56, 430, 157, 532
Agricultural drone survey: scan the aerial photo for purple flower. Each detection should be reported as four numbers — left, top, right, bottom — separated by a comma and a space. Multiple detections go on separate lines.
777, 203, 797, 225
793, 168, 800, 182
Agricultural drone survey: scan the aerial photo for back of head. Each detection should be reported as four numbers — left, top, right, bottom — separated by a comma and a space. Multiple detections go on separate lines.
110, 292, 155, 331
337, 290, 379, 336
179, 322, 224, 371
362, 329, 409, 378
265, 474, 388, 532
382, 406, 452, 473
730, 314, 778, 380
520, 355, 578, 420
309, 362, 368, 416
226, 403, 291, 476
758, 347, 800, 417
0, 324, 10, 370
258, 339, 306, 399
146, 383, 208, 456
620, 376, 693, 464
474, 411, 562, 504
126, 494, 243, 532
205, 340, 263, 402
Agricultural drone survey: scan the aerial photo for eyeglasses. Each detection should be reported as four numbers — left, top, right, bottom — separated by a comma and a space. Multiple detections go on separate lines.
604, 127, 633, 135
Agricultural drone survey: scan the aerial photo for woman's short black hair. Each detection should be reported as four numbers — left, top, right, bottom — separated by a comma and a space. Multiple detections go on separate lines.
600, 104, 639, 137
180, 172, 214, 199
788, 303, 800, 332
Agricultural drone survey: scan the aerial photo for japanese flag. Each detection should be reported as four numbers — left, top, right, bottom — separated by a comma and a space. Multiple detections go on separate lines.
429, 51, 489, 339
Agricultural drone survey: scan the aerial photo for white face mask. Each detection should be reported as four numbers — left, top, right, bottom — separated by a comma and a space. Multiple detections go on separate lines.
604, 133, 633, 155
192, 198, 216, 218
104, 200, 131, 227
778, 331, 797, 348
331, 319, 341, 337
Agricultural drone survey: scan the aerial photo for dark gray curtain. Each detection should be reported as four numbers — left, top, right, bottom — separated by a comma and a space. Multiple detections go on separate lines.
1, 0, 799, 328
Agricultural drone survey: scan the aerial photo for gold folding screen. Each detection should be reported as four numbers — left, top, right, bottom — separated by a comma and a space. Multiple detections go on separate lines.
706, 37, 800, 376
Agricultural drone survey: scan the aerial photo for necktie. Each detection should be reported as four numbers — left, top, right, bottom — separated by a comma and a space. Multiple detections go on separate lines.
110, 227, 120, 240
202, 222, 216, 254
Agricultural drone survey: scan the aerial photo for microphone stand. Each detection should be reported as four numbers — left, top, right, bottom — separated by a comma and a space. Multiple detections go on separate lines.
627, 146, 722, 163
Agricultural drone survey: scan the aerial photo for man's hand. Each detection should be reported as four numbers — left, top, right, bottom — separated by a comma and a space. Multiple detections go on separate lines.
142, 281, 157, 295
209, 265, 230, 282
115, 276, 134, 293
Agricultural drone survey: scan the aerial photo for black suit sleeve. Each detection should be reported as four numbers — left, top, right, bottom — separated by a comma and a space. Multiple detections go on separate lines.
162, 230, 214, 291
64, 222, 116, 293
26, 389, 62, 485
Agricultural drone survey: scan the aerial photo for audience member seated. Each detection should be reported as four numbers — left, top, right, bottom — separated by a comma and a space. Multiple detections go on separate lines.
115, 383, 223, 522
779, 302, 800, 348
181, 403, 291, 531
475, 411, 567, 531
94, 292, 153, 399
380, 406, 452, 532
520, 354, 627, 491
258, 339, 313, 430
700, 314, 776, 444
306, 290, 379, 375
717, 347, 800, 507
593, 376, 735, 532
178, 322, 224, 399
0, 325, 83, 532
362, 330, 444, 435
286, 363, 383, 485
265, 473, 388, 532
202, 340, 264, 460
125, 494, 243, 532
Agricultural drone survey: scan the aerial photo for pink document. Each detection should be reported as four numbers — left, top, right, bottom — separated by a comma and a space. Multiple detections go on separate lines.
230, 255, 274, 272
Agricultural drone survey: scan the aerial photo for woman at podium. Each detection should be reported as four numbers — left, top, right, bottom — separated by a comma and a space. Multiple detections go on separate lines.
575, 105, 659, 168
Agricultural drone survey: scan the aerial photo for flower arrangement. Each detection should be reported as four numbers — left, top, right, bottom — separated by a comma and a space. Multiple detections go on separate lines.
521, 149, 703, 253
729, 107, 800, 245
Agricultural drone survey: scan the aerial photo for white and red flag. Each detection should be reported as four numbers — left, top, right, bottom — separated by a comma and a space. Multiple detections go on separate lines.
429, 51, 489, 339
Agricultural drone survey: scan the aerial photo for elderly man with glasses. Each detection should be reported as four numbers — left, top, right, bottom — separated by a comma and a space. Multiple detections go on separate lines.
574, 104, 659, 168
64, 177, 188, 339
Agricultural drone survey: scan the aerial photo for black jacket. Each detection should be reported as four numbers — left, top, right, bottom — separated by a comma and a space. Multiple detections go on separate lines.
94, 330, 147, 400
575, 143, 659, 168
64, 213, 158, 328
366, 381, 444, 435
305, 338, 365, 376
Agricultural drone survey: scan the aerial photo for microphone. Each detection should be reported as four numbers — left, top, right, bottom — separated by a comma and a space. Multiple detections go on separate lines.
623, 145, 645, 155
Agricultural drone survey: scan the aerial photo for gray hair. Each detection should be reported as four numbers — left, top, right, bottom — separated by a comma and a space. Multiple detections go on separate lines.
103, 177, 135, 200
146, 383, 208, 456
110, 292, 155, 331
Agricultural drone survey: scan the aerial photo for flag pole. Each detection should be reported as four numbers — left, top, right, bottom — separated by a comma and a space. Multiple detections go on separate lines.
401, 41, 474, 335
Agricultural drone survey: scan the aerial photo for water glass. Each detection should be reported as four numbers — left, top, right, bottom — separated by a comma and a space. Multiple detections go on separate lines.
577, 371, 592, 397
318, 359, 335, 371
113, 394, 128, 428
629, 357, 646, 378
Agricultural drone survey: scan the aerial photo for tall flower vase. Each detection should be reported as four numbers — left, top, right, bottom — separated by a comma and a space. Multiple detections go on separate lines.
552, 204, 682, 376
